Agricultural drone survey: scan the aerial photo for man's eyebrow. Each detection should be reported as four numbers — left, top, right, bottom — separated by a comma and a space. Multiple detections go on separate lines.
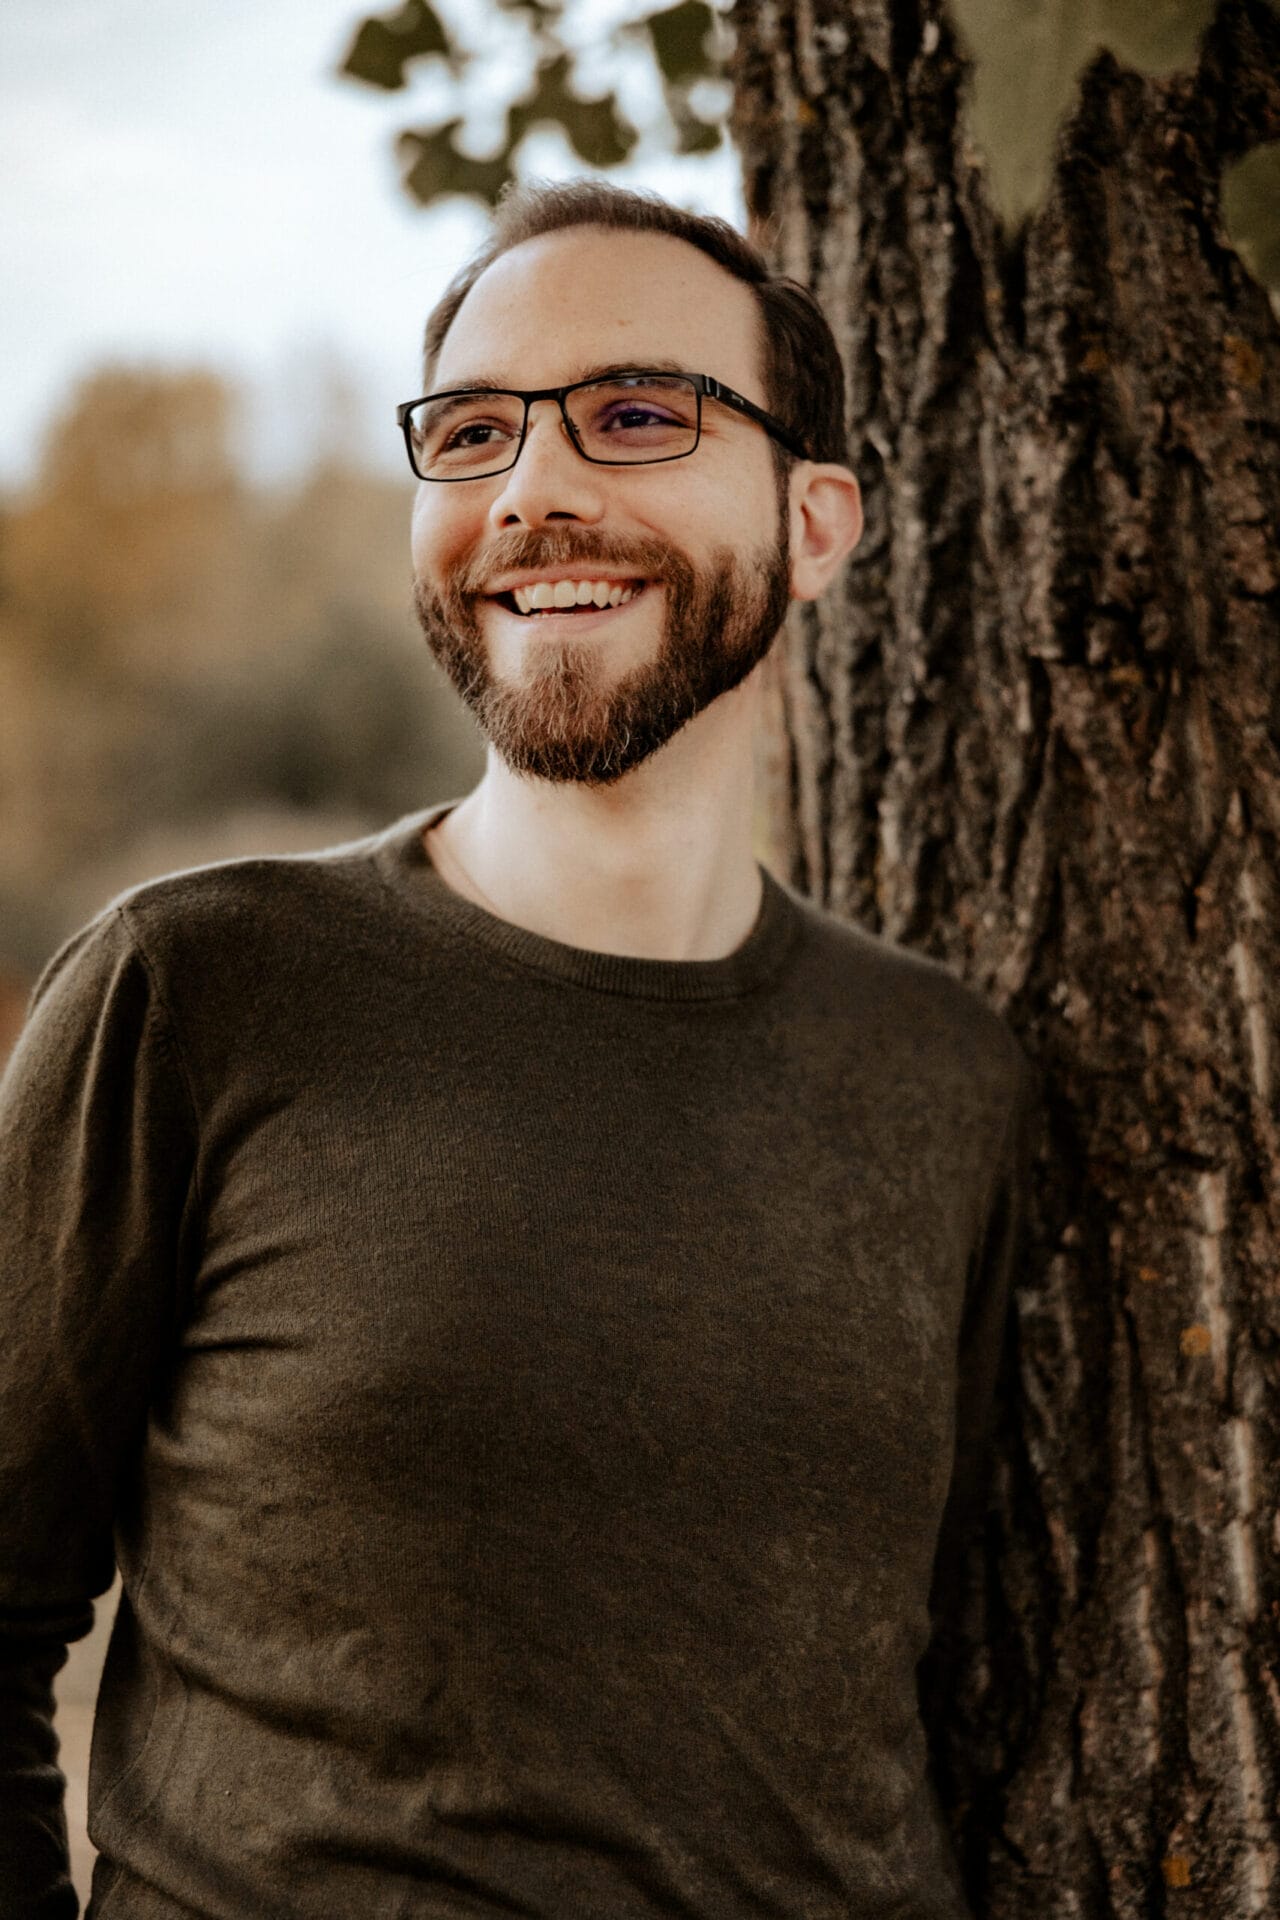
433, 357, 694, 393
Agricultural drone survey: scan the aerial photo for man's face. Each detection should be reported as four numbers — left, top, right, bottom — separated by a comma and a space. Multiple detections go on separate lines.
410, 225, 794, 788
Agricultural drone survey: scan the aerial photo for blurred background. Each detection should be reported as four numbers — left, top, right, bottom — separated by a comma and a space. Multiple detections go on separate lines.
7, 0, 1278, 1905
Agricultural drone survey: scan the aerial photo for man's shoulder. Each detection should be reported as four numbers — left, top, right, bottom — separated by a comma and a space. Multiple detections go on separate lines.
789, 889, 1036, 1109
114, 821, 390, 930
45, 816, 414, 1005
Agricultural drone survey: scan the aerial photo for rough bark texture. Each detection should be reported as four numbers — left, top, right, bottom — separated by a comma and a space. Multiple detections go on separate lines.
731, 2, 1280, 1914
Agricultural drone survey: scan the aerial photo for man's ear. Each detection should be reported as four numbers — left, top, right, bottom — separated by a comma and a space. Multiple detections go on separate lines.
787, 463, 863, 601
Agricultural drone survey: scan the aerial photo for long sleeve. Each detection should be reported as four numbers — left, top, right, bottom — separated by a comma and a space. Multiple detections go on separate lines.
0, 905, 200, 1919
916, 1047, 1041, 1806
929, 1052, 1040, 1618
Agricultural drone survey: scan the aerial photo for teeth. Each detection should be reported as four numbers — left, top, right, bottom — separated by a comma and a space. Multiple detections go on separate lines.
507, 579, 644, 615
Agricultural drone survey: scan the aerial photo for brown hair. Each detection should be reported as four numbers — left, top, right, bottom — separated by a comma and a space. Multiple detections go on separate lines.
420, 177, 848, 476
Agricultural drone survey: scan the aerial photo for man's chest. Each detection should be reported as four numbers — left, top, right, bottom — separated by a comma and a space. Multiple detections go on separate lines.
162, 1019, 972, 1584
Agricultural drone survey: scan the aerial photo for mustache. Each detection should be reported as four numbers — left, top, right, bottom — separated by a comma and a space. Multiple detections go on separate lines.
453, 528, 685, 597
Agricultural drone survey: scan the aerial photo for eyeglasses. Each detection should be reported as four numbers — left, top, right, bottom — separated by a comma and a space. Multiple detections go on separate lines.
395, 369, 810, 482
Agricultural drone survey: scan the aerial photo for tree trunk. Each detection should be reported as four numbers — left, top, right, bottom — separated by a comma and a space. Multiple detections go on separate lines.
731, 2, 1280, 1914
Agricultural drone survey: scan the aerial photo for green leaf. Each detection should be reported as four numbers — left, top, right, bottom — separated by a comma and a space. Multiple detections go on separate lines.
559, 92, 639, 167
507, 54, 638, 168
673, 108, 722, 156
667, 84, 723, 156
495, 0, 565, 21
339, 0, 453, 92
396, 121, 515, 206
640, 0, 718, 87
1222, 141, 1280, 296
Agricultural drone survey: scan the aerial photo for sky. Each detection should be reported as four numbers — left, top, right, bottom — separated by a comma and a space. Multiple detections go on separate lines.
3, 0, 745, 490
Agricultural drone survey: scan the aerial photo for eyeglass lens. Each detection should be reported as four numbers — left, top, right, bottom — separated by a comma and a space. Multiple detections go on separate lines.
407, 375, 699, 479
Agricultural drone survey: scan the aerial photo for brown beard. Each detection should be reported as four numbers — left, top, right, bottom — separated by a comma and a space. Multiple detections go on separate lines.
411, 513, 792, 789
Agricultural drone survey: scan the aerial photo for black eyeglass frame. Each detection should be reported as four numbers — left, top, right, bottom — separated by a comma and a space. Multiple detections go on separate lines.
395, 369, 811, 481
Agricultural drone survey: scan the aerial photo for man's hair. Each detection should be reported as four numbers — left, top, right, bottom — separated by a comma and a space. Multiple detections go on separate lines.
421, 177, 848, 477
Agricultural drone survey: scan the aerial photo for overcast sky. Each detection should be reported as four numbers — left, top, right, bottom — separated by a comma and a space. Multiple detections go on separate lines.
4, 0, 744, 489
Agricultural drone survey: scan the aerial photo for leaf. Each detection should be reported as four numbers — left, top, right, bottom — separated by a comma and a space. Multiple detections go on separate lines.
560, 92, 639, 167
340, 0, 453, 92
396, 121, 515, 206
1221, 142, 1280, 297
495, 0, 565, 20
507, 54, 639, 168
639, 0, 719, 87
672, 105, 722, 156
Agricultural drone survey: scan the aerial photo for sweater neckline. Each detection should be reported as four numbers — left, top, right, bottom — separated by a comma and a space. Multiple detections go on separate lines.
370, 801, 801, 1002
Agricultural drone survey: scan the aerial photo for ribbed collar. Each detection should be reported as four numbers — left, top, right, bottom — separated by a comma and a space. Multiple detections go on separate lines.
369, 801, 802, 1003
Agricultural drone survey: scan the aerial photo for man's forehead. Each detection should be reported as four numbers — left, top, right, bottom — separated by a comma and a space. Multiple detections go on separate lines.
433, 355, 697, 393
433, 225, 766, 399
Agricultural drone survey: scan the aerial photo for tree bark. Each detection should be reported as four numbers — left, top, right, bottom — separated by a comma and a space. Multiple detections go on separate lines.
731, 2, 1280, 1913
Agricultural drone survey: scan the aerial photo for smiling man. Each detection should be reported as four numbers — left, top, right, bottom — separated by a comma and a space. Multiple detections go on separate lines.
405, 202, 857, 963
0, 180, 1038, 1920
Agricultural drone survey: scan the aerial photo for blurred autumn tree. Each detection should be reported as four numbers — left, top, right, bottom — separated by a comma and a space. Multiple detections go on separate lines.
0, 365, 484, 981
5, 370, 243, 679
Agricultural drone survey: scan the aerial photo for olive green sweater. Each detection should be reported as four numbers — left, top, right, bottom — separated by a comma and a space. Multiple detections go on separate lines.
0, 801, 1037, 1919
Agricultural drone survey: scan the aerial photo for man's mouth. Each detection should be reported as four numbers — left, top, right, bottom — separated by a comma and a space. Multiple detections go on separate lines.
487, 578, 650, 617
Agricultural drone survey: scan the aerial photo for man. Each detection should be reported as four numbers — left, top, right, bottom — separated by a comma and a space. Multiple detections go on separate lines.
0, 178, 1038, 1919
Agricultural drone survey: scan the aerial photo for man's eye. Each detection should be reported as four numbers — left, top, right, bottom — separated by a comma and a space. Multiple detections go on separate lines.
603, 406, 675, 431
443, 421, 507, 449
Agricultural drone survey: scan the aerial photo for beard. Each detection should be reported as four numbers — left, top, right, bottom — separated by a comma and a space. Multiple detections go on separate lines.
411, 499, 792, 790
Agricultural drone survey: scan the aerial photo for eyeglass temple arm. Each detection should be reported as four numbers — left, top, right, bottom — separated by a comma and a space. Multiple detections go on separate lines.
700, 377, 810, 461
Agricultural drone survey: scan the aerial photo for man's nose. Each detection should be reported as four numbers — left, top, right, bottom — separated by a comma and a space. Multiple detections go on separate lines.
487, 398, 607, 529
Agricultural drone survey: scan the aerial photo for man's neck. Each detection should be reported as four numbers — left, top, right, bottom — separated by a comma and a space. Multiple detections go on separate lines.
424, 760, 765, 964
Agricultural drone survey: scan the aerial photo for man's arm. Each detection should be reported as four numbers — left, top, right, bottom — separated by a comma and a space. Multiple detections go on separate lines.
0, 905, 199, 1918
932, 1055, 1039, 1607
917, 1051, 1042, 1788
